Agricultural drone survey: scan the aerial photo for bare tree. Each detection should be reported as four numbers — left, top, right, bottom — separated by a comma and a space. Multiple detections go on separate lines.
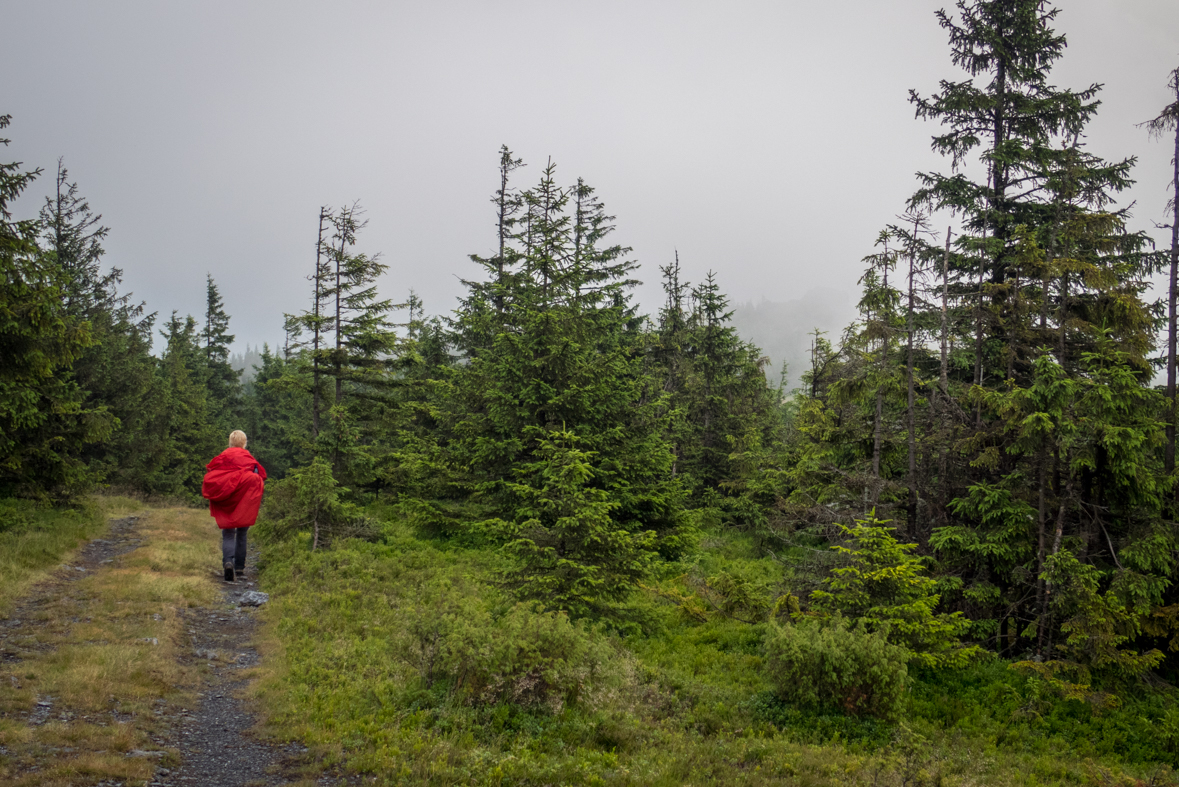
1143, 68, 1179, 477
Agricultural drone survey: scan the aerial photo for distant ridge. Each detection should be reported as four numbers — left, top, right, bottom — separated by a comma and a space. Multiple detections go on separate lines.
229, 344, 266, 384
730, 287, 855, 392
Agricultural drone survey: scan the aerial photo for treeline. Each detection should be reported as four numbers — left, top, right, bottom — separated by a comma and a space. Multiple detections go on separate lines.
4, 0, 1179, 696
766, 3, 1179, 684
249, 159, 785, 596
0, 136, 243, 499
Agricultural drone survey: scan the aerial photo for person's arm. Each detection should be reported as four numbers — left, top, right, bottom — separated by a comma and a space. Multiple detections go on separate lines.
202, 462, 243, 502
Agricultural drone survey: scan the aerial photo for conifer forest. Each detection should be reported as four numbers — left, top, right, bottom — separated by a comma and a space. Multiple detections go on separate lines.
5, 2, 1179, 784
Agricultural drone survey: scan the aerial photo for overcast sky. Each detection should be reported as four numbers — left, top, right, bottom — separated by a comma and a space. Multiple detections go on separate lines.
4, 1, 1178, 354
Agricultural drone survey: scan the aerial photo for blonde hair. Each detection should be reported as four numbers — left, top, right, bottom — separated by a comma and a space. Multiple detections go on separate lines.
228, 430, 248, 448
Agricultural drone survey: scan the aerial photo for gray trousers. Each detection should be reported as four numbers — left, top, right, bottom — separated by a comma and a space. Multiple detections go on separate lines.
221, 527, 248, 572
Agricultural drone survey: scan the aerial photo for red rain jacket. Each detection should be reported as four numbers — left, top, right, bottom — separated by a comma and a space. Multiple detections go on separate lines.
202, 447, 267, 529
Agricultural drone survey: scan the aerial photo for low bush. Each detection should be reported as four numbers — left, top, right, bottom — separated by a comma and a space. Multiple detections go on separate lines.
763, 616, 908, 720
449, 602, 617, 711
391, 572, 618, 712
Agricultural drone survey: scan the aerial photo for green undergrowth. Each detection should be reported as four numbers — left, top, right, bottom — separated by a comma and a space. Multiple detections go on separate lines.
908, 660, 1179, 766
248, 511, 1179, 786
0, 495, 143, 615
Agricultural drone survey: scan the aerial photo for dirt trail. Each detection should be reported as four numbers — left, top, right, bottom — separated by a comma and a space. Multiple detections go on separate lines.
0, 509, 330, 787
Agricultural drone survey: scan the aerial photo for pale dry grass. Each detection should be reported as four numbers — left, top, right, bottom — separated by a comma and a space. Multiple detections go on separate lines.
0, 505, 221, 787
95, 495, 147, 520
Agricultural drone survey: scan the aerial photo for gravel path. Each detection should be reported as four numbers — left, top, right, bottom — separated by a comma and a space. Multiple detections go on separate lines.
0, 511, 347, 787
159, 556, 296, 787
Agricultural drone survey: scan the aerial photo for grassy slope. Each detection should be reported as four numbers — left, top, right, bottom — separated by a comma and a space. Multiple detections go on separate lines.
249, 513, 1179, 787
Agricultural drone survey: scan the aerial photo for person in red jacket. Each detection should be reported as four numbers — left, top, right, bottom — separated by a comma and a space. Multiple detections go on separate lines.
202, 430, 267, 583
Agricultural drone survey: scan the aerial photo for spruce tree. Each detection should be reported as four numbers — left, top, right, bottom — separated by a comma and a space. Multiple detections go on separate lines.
0, 117, 108, 499
810, 512, 979, 668
652, 255, 692, 480
33, 157, 157, 492
444, 157, 685, 613
908, 0, 1153, 386
203, 274, 241, 424
38, 159, 120, 317
284, 203, 396, 486
902, 2, 1163, 659
496, 429, 656, 617
283, 207, 334, 438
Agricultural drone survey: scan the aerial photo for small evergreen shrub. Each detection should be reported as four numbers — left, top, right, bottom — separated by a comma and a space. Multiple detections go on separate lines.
449, 602, 616, 712
492, 429, 658, 618
812, 513, 979, 668
763, 616, 908, 720
390, 572, 618, 713
257, 459, 377, 547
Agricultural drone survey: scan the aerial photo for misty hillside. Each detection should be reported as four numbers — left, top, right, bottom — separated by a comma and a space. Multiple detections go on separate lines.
229, 345, 266, 384
730, 288, 856, 392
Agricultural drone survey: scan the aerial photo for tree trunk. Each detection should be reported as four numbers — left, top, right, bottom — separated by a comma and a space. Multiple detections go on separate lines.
990, 56, 1009, 286
810, 333, 819, 400
871, 259, 890, 505
1007, 268, 1019, 382
335, 220, 346, 408
1038, 464, 1071, 657
1035, 439, 1047, 654
1058, 272, 1068, 368
974, 221, 987, 429
940, 228, 951, 395
497, 154, 509, 314
906, 231, 918, 535
937, 229, 952, 529
312, 207, 326, 438
872, 389, 883, 506
1166, 103, 1179, 479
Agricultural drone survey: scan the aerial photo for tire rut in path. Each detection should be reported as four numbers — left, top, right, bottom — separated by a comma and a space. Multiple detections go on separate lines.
2, 512, 364, 786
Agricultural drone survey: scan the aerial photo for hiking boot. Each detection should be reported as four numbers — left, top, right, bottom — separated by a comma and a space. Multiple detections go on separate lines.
223, 561, 235, 583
